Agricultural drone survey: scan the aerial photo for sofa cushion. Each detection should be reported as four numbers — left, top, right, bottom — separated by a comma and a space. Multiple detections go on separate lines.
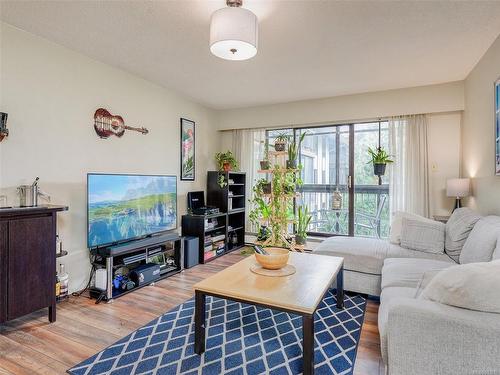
445, 208, 482, 262
459, 216, 500, 264
414, 269, 441, 298
314, 236, 455, 275
400, 217, 445, 254
390, 211, 436, 245
420, 260, 500, 313
381, 258, 454, 290
378, 286, 416, 363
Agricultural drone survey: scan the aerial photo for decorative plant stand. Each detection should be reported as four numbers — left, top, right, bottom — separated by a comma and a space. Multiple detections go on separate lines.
254, 151, 303, 251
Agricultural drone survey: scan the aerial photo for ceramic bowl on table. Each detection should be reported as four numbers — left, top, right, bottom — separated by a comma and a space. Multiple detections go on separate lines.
254, 247, 290, 270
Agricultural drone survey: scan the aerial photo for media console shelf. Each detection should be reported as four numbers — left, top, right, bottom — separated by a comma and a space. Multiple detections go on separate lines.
181, 171, 246, 264
91, 232, 183, 301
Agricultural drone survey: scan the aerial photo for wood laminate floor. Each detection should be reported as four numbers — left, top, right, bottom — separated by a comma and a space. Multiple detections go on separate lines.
0, 253, 383, 375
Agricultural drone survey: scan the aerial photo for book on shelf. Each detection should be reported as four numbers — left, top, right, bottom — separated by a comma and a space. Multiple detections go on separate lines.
204, 250, 216, 261
204, 244, 213, 253
211, 234, 226, 243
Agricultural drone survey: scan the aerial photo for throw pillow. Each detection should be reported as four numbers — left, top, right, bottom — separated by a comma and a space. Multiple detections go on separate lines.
419, 260, 500, 314
445, 208, 481, 262
459, 216, 500, 264
400, 217, 445, 254
390, 211, 437, 245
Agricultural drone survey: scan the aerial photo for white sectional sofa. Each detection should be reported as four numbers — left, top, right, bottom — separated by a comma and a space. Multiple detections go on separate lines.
313, 208, 500, 374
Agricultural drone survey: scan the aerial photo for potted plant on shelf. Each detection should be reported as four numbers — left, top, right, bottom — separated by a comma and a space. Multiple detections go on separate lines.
249, 196, 271, 241
287, 132, 306, 169
274, 132, 289, 152
256, 178, 272, 194
367, 146, 394, 176
260, 140, 270, 170
215, 150, 239, 172
295, 205, 311, 245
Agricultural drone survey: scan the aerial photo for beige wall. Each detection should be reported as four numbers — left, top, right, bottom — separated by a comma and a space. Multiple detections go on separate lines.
215, 81, 464, 131
0, 23, 218, 291
462, 34, 500, 214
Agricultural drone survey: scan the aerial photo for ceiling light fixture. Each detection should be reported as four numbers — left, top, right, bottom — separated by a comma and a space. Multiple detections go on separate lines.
210, 0, 258, 61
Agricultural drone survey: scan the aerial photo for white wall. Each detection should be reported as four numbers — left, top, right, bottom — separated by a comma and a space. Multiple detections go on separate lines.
0, 23, 218, 291
428, 112, 462, 215
462, 34, 500, 214
215, 81, 464, 130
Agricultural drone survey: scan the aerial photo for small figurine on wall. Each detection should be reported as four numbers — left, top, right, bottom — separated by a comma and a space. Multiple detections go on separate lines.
0, 112, 9, 142
93, 108, 149, 139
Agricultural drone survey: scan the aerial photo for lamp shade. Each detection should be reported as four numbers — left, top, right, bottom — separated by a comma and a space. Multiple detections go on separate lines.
210, 6, 258, 61
446, 178, 471, 198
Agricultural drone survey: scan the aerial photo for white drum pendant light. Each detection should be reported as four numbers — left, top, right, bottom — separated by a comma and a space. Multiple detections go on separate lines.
210, 0, 258, 61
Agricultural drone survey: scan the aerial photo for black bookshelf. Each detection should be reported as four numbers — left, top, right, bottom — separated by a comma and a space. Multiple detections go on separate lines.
208, 171, 246, 253
182, 171, 246, 264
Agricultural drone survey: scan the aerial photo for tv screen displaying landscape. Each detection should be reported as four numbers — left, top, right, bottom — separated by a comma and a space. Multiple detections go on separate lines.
87, 174, 177, 248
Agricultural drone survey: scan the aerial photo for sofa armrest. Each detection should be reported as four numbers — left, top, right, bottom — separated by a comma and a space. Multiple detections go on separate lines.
387, 298, 500, 375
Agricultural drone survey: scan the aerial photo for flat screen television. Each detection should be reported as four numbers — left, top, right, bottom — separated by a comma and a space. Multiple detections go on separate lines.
87, 173, 177, 248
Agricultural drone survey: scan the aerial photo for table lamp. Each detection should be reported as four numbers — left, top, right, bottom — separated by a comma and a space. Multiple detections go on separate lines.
446, 178, 470, 212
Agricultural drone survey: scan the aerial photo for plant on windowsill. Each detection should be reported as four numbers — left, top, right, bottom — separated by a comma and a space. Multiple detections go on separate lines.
286, 132, 306, 169
274, 132, 289, 152
295, 205, 312, 245
367, 146, 394, 176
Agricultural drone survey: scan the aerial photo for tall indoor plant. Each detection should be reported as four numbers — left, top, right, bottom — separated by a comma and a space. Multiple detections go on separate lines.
295, 205, 312, 245
367, 146, 393, 176
287, 132, 306, 169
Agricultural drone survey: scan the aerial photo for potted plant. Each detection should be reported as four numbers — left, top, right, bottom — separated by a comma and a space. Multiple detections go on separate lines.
260, 140, 270, 170
256, 178, 272, 194
274, 132, 289, 152
296, 205, 311, 245
215, 150, 239, 172
287, 132, 306, 169
367, 146, 394, 176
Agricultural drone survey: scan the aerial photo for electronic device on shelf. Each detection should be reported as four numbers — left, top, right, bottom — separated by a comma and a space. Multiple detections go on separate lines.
129, 264, 161, 287
187, 191, 219, 215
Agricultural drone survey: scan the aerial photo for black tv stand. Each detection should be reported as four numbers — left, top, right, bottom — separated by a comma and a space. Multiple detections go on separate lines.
91, 232, 184, 302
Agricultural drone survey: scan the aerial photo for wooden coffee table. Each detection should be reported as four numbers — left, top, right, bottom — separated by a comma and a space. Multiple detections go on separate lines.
193, 252, 344, 375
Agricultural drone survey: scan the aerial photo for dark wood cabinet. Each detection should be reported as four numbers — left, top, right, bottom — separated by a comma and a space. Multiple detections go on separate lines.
0, 205, 67, 324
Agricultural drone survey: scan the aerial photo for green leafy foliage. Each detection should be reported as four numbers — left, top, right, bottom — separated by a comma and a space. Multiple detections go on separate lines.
367, 146, 394, 164
296, 205, 312, 238
214, 150, 239, 171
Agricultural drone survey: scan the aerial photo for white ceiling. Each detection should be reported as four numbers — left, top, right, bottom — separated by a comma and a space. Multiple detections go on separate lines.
2, 1, 500, 110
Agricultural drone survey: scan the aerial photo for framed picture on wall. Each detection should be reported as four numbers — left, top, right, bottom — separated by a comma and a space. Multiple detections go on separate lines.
180, 118, 195, 181
496, 78, 500, 175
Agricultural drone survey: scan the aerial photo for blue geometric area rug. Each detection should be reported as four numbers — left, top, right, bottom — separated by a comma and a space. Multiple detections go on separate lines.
68, 290, 366, 375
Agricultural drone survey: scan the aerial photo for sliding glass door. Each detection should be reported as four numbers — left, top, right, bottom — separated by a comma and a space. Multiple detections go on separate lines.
262, 121, 390, 238
297, 125, 353, 236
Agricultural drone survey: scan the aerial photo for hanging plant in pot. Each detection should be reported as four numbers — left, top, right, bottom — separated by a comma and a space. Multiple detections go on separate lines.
286, 131, 306, 169
215, 150, 239, 172
295, 205, 312, 245
274, 132, 289, 152
367, 146, 394, 176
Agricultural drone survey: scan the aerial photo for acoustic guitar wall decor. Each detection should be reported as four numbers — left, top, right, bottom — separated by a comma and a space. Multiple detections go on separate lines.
93, 108, 149, 139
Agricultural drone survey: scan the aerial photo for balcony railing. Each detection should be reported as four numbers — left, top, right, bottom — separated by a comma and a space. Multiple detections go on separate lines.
298, 184, 390, 238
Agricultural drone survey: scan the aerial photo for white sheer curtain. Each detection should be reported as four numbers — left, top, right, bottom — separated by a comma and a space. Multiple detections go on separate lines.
231, 129, 266, 230
388, 114, 430, 218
